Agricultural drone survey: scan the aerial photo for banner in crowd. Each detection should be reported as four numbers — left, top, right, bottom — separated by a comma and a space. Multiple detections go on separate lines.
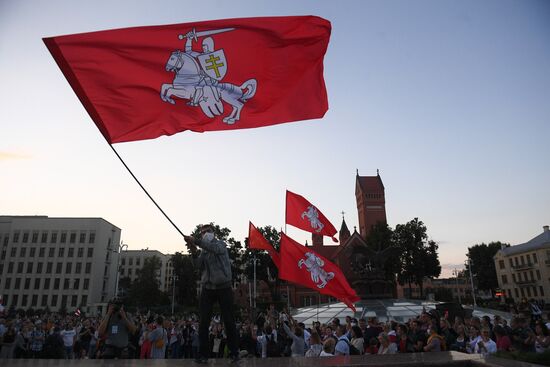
285, 190, 338, 242
248, 221, 280, 268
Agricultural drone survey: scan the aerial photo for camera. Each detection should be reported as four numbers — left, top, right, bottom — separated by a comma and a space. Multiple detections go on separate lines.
109, 298, 123, 314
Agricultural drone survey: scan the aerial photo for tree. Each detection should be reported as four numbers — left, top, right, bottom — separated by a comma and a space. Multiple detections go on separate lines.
365, 222, 400, 280
466, 242, 507, 292
171, 252, 198, 308
242, 226, 281, 300
394, 218, 441, 298
126, 255, 169, 309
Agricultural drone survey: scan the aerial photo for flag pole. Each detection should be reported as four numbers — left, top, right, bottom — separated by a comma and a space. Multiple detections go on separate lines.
108, 144, 185, 237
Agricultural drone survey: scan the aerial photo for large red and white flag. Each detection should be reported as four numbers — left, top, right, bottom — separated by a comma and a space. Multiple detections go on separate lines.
248, 222, 280, 268
286, 190, 338, 242
278, 233, 360, 312
44, 16, 331, 144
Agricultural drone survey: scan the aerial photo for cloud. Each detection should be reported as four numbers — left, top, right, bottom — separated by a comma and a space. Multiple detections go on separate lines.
0, 151, 31, 160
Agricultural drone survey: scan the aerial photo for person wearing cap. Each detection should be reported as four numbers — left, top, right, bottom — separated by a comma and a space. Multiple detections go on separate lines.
184, 224, 239, 364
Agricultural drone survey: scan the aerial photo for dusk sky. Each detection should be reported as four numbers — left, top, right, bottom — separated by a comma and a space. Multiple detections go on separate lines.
1, 0, 549, 278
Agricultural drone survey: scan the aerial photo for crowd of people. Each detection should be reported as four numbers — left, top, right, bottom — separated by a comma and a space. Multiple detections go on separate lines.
0, 301, 549, 360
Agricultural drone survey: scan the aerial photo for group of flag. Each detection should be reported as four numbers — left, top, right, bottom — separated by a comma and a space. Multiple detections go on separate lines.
249, 191, 360, 312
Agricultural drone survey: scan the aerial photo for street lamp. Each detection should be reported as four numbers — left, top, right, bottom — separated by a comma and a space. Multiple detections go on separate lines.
171, 275, 179, 316
114, 242, 128, 298
453, 268, 461, 304
468, 258, 477, 310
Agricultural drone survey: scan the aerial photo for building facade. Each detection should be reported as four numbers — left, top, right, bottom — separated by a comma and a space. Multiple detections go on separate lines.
0, 216, 121, 313
118, 249, 174, 294
494, 225, 550, 303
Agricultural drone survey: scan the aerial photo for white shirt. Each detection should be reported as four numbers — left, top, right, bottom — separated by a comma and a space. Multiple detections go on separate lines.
60, 329, 76, 347
335, 335, 350, 355
474, 338, 497, 355
319, 350, 334, 357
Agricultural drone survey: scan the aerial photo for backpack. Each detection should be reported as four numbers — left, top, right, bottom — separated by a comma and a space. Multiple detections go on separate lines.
155, 329, 165, 349
266, 335, 279, 357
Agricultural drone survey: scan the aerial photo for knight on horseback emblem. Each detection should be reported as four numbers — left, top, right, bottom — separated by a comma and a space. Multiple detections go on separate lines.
301, 205, 325, 233
160, 27, 257, 125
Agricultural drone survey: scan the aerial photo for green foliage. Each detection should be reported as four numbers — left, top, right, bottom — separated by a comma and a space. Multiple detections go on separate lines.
171, 252, 198, 307
394, 218, 441, 298
126, 255, 170, 308
466, 242, 507, 291
365, 222, 400, 279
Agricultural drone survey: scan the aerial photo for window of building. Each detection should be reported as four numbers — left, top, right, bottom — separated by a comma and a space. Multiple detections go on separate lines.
514, 257, 519, 266
60, 231, 67, 243
83, 278, 89, 290
74, 278, 80, 289
17, 262, 24, 273
79, 232, 86, 244
78, 248, 84, 258
44, 278, 50, 289
75, 262, 82, 274
65, 263, 72, 274
121, 258, 126, 265
58, 248, 65, 257
89, 232, 95, 244
10, 247, 16, 257
502, 275, 508, 284
9, 295, 15, 307
41, 232, 48, 243
4, 278, 11, 289
128, 268, 132, 276
530, 270, 534, 281
81, 295, 88, 306
13, 231, 20, 243
56, 263, 62, 274
533, 253, 538, 263
50, 232, 58, 243
34, 278, 40, 289
32, 231, 38, 243
64, 278, 70, 289
129, 258, 133, 266
14, 278, 21, 289
26, 262, 33, 273
534, 286, 538, 297
536, 270, 541, 280
540, 286, 545, 296
85, 262, 91, 274
520, 255, 525, 265
68, 248, 74, 257
71, 295, 78, 307
526, 254, 531, 264
512, 273, 516, 282
48, 247, 55, 257
46, 262, 52, 274
24, 278, 30, 289
515, 288, 519, 297
22, 232, 29, 243
29, 247, 36, 257
22, 295, 28, 307
8, 262, 14, 273
41, 295, 48, 307
499, 260, 505, 269
136, 258, 141, 266
87, 248, 93, 258
1, 250, 5, 260
69, 232, 76, 244
508, 258, 513, 267
36, 262, 43, 274
2, 235, 7, 246
61, 295, 67, 308
20, 247, 26, 257
526, 287, 531, 297
39, 247, 45, 257
54, 278, 60, 289
31, 294, 38, 307
51, 295, 58, 307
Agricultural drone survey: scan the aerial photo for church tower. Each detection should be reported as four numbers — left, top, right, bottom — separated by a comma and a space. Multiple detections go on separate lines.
355, 170, 387, 239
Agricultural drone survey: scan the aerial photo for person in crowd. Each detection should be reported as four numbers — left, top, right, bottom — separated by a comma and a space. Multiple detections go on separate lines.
350, 325, 364, 354
378, 332, 397, 354
184, 224, 239, 364
450, 324, 468, 353
305, 331, 323, 357
534, 321, 550, 353
148, 316, 168, 359
29, 321, 45, 358
424, 325, 445, 352
60, 322, 76, 359
493, 325, 511, 352
397, 324, 412, 353
98, 299, 137, 359
334, 325, 351, 356
466, 326, 481, 354
319, 337, 335, 357
282, 317, 306, 357
474, 327, 497, 356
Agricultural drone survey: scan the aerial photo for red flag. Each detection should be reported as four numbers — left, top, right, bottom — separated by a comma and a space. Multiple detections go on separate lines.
43, 16, 331, 144
248, 222, 280, 268
278, 233, 359, 312
286, 190, 338, 242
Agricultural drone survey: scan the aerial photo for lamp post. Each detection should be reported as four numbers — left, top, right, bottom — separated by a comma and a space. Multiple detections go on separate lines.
252, 255, 259, 309
468, 258, 477, 310
114, 242, 128, 298
453, 268, 461, 304
171, 275, 179, 316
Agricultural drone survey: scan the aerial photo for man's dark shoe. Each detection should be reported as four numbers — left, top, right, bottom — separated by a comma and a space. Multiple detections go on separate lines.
194, 357, 208, 364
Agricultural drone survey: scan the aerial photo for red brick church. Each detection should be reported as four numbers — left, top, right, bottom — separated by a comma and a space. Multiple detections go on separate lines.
283, 170, 394, 307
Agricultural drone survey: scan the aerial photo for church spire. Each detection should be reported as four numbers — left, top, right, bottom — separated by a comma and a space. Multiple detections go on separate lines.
339, 211, 351, 243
